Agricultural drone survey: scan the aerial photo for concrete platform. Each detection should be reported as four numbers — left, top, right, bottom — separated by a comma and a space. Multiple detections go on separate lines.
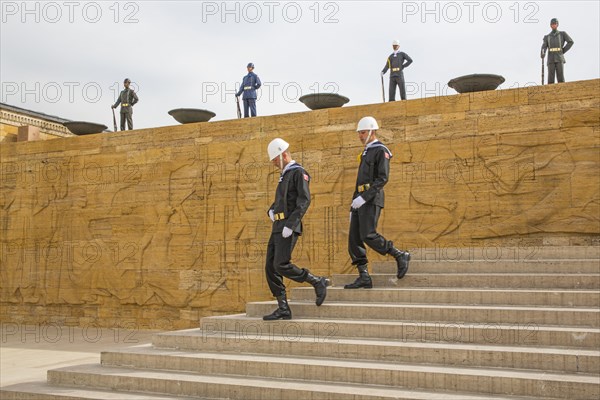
0, 325, 156, 389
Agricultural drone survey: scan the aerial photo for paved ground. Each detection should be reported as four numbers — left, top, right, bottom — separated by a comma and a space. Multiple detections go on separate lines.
0, 323, 158, 388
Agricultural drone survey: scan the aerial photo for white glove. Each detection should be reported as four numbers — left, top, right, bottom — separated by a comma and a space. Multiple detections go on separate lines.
282, 227, 293, 238
351, 196, 366, 210
268, 210, 275, 222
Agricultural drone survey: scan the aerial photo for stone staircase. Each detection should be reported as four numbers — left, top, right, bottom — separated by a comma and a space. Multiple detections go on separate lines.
2, 246, 599, 399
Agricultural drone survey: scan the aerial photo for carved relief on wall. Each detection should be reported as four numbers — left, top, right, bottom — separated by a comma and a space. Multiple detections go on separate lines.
392, 128, 599, 245
0, 140, 281, 311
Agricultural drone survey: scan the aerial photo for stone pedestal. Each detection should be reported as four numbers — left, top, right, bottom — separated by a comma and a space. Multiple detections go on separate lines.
17, 125, 41, 142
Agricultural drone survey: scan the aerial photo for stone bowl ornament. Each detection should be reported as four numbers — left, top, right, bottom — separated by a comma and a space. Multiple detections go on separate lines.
447, 74, 505, 93
63, 121, 108, 135
299, 93, 350, 110
168, 108, 216, 124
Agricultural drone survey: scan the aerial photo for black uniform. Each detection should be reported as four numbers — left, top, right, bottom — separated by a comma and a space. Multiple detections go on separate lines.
349, 140, 394, 266
265, 162, 312, 297
382, 52, 413, 101
113, 88, 139, 130
541, 30, 574, 84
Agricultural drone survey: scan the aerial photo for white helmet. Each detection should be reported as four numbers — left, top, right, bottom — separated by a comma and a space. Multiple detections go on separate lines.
392, 39, 400, 46
356, 116, 379, 132
267, 138, 289, 160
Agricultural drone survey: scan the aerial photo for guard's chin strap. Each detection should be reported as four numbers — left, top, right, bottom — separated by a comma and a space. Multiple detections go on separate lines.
365, 130, 373, 148
279, 154, 283, 170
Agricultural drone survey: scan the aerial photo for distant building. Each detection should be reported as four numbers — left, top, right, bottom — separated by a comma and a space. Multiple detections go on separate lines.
0, 102, 75, 142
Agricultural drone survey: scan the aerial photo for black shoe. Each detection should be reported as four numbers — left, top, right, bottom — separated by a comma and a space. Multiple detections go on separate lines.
389, 248, 410, 279
344, 264, 373, 289
263, 294, 292, 320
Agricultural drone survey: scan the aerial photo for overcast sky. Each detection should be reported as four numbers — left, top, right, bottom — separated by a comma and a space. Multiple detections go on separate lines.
1, 0, 599, 130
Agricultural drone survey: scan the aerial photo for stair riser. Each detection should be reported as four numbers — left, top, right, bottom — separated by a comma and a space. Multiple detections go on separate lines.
45, 371, 464, 400
372, 260, 600, 274
152, 334, 600, 374
246, 303, 600, 327
332, 274, 600, 289
101, 352, 599, 399
291, 288, 600, 307
402, 247, 600, 260
0, 392, 86, 400
0, 389, 180, 400
199, 318, 600, 348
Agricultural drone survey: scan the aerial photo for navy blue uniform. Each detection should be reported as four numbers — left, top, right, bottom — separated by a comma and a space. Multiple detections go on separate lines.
236, 72, 262, 117
382, 52, 412, 101
265, 162, 311, 296
349, 141, 394, 266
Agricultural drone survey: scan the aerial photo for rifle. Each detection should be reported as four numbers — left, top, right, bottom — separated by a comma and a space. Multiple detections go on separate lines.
236, 96, 242, 119
111, 107, 117, 131
380, 74, 385, 102
541, 57, 545, 85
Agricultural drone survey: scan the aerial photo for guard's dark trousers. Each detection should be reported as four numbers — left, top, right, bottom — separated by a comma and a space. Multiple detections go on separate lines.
389, 74, 407, 101
349, 204, 410, 282
120, 112, 133, 130
265, 232, 309, 297
548, 62, 565, 83
349, 203, 392, 265
243, 99, 257, 117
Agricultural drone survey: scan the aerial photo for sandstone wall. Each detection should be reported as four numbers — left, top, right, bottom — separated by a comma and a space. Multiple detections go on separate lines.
1, 79, 598, 329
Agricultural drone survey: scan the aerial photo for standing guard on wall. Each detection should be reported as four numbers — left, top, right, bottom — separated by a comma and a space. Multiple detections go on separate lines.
263, 138, 330, 320
382, 40, 413, 101
236, 63, 262, 118
112, 78, 139, 130
541, 18, 574, 84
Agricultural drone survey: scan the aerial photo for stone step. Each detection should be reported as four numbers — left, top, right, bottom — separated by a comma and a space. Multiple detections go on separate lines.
0, 381, 191, 399
100, 345, 600, 399
331, 273, 600, 289
371, 259, 600, 274
291, 287, 600, 307
152, 329, 600, 374
405, 246, 600, 261
44, 363, 547, 400
199, 314, 600, 349
246, 301, 600, 327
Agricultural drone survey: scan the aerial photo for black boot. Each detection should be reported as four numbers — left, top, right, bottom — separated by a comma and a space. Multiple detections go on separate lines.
388, 247, 411, 279
344, 264, 373, 289
263, 294, 292, 320
305, 272, 330, 306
